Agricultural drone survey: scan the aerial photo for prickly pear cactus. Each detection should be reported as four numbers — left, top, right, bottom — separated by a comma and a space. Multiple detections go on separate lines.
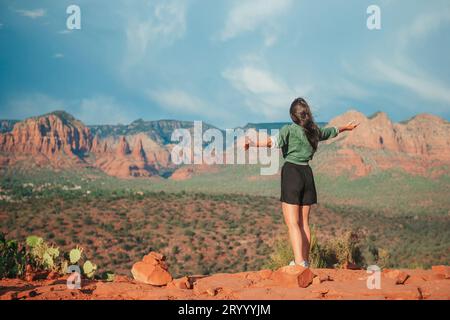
69, 247, 83, 264
26, 236, 43, 248
83, 260, 97, 278
60, 260, 68, 274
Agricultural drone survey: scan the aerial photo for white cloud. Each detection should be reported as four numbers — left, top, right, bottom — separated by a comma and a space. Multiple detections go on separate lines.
223, 66, 287, 95
333, 79, 371, 100
220, 0, 292, 41
401, 9, 450, 45
1, 94, 135, 125
125, 0, 186, 66
222, 64, 312, 118
53, 53, 64, 59
16, 8, 46, 19
77, 95, 135, 125
372, 59, 450, 105
148, 89, 208, 115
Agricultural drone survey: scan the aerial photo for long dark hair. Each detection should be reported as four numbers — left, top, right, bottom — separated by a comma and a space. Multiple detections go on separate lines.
289, 97, 320, 151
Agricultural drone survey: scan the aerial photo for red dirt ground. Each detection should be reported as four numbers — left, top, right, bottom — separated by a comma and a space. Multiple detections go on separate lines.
1, 267, 449, 300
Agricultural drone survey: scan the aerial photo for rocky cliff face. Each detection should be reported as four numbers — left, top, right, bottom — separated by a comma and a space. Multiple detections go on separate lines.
316, 111, 450, 177
0, 111, 165, 177
0, 111, 91, 166
0, 120, 19, 134
1, 110, 449, 178
327, 111, 450, 159
94, 135, 158, 178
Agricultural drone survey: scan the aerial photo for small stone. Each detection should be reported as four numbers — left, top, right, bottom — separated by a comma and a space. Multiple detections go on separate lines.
170, 276, 191, 290
431, 265, 450, 279
206, 288, 217, 296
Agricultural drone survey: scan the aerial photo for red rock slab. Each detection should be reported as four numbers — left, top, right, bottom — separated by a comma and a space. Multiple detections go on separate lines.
230, 287, 323, 300
432, 265, 450, 279
404, 275, 428, 286
416, 280, 450, 300
0, 278, 95, 300
311, 268, 366, 282
193, 273, 253, 296
384, 270, 410, 284
321, 279, 422, 300
92, 282, 195, 300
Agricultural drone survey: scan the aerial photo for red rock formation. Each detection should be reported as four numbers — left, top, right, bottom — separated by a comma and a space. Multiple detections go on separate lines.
90, 134, 103, 154
131, 252, 172, 286
132, 139, 146, 161
0, 111, 91, 164
327, 111, 450, 159
94, 136, 157, 178
116, 136, 131, 157
318, 111, 450, 177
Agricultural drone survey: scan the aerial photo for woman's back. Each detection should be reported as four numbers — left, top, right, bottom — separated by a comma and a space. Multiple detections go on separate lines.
274, 123, 339, 164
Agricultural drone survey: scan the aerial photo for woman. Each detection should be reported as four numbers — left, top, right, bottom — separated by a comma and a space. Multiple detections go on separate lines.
245, 97, 359, 267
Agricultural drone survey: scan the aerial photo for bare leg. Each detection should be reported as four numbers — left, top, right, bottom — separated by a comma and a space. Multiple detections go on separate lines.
282, 202, 305, 264
300, 205, 311, 261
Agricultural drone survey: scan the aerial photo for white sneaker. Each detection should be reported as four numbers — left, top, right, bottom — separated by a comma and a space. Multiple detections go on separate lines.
289, 260, 310, 268
300, 260, 310, 268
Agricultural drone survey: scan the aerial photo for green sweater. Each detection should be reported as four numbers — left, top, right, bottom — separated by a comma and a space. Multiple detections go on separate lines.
272, 123, 339, 164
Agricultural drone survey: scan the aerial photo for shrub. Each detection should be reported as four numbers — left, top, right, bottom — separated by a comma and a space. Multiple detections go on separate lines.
326, 231, 365, 268
0, 233, 26, 278
172, 246, 180, 255
263, 228, 366, 270
26, 235, 60, 271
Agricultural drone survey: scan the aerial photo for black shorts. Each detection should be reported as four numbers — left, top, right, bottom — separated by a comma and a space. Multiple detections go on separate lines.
280, 161, 317, 205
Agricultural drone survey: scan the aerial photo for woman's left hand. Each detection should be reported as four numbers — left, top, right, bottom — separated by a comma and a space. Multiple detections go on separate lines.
244, 137, 253, 150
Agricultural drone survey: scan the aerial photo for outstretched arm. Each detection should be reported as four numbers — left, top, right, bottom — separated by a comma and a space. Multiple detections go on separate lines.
244, 136, 272, 150
320, 121, 360, 141
337, 120, 360, 133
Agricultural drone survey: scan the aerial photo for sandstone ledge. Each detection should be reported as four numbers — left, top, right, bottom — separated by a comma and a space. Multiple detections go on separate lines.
1, 267, 449, 300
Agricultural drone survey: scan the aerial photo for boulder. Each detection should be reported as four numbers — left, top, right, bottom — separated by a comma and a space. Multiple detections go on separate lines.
270, 265, 315, 288
131, 252, 172, 286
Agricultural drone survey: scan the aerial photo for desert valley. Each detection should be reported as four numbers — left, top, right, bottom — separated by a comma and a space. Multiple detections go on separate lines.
0, 109, 449, 300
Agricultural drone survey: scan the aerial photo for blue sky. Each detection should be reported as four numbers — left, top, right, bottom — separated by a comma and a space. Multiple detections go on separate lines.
0, 0, 449, 128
